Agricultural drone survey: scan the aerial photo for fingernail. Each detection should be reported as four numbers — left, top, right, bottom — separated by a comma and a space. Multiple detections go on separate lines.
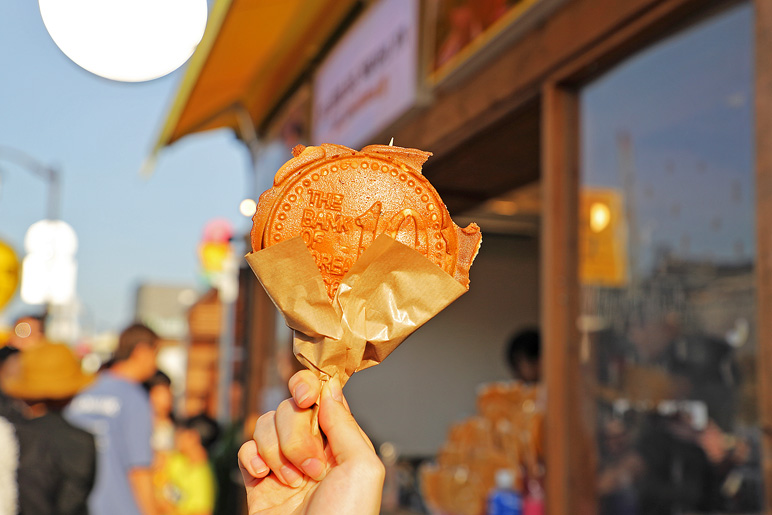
294, 382, 311, 404
251, 457, 268, 475
302, 458, 325, 481
281, 466, 303, 488
329, 377, 343, 403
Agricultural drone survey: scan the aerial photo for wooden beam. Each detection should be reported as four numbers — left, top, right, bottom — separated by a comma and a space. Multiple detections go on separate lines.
396, 0, 718, 164
394, 0, 661, 155
754, 0, 772, 511
542, 82, 596, 515
244, 272, 276, 421
545, 0, 728, 86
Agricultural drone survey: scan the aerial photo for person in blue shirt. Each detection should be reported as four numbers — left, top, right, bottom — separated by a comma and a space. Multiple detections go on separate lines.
66, 323, 160, 515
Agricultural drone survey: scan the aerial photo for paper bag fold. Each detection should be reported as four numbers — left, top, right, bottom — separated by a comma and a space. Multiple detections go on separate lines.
246, 234, 467, 385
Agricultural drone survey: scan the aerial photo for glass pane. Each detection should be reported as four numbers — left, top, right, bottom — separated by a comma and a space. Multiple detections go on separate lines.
578, 4, 760, 514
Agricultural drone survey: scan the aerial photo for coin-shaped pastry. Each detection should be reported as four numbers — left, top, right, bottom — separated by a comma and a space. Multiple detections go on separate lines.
252, 143, 482, 300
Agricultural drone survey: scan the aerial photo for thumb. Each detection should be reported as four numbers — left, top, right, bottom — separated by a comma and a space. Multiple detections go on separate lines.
318, 377, 374, 465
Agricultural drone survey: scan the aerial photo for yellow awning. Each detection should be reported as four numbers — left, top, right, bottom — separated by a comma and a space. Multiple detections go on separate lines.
154, 0, 360, 151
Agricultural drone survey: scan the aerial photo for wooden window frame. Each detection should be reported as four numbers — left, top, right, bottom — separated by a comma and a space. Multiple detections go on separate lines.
754, 0, 772, 508
540, 0, 772, 513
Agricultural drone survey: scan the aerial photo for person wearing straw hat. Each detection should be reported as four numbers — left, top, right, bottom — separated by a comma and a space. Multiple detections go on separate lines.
3, 341, 97, 515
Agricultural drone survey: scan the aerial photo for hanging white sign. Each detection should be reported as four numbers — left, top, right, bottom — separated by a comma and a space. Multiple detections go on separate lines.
312, 0, 419, 148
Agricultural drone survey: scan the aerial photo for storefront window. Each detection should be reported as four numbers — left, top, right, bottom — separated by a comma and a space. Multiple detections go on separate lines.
578, 3, 760, 514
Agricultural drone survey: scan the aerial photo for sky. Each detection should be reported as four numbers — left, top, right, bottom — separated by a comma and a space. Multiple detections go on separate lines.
0, 1, 254, 335
580, 3, 753, 276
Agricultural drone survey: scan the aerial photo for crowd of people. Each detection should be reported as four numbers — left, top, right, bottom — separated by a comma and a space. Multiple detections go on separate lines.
3, 311, 762, 515
0, 316, 538, 515
0, 318, 548, 515
0, 316, 230, 515
0, 314, 388, 515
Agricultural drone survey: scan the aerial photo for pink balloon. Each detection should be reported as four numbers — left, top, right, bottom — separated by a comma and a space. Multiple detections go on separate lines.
202, 218, 233, 243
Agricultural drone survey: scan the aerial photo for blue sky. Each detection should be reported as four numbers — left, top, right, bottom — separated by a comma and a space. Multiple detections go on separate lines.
580, 3, 754, 275
0, 1, 254, 333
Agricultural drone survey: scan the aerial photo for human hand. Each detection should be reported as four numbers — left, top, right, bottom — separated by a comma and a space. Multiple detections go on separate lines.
730, 437, 751, 465
699, 421, 727, 464
238, 371, 385, 515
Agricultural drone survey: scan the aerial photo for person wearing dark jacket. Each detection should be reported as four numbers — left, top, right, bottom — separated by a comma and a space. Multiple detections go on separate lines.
1, 344, 58, 515
3, 342, 97, 515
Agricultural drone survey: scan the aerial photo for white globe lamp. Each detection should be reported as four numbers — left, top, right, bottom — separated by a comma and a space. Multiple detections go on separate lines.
21, 220, 78, 305
38, 0, 208, 82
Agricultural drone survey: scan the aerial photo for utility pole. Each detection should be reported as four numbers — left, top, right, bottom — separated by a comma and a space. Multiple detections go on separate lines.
0, 145, 60, 221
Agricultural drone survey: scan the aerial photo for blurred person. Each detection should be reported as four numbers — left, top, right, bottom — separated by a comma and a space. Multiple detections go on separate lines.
628, 314, 740, 430
3, 342, 97, 515
597, 418, 644, 515
186, 413, 221, 455
66, 323, 160, 515
503, 328, 546, 509
636, 411, 721, 514
506, 328, 541, 384
1, 313, 50, 417
8, 313, 47, 350
0, 413, 17, 515
1, 343, 62, 515
157, 417, 218, 515
176, 406, 221, 456
143, 370, 176, 454
238, 371, 385, 515
0, 345, 20, 515
698, 420, 763, 512
0, 345, 21, 412
143, 370, 177, 512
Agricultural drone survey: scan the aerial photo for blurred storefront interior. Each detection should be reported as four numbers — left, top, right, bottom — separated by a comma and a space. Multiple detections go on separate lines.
153, 0, 772, 513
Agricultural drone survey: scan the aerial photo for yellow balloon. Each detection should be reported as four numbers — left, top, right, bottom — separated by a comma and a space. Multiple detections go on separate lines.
0, 240, 20, 311
199, 242, 230, 272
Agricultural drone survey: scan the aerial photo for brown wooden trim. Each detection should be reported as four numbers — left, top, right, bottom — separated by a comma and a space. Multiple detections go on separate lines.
244, 273, 276, 421
542, 82, 595, 515
546, 0, 732, 86
394, 0, 716, 161
755, 0, 772, 510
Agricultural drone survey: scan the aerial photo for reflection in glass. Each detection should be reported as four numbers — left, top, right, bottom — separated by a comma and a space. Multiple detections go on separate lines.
578, 4, 760, 514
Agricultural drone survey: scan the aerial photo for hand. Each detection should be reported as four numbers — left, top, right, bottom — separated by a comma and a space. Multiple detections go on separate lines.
699, 421, 727, 464
239, 371, 385, 515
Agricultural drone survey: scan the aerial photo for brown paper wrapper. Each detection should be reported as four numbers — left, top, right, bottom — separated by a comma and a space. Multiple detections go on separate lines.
246, 234, 467, 385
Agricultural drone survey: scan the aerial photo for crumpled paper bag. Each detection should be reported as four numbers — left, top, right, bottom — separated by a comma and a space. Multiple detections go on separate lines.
245, 233, 468, 386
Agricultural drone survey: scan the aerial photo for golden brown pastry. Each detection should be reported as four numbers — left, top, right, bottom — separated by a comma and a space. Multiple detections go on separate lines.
252, 143, 481, 300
